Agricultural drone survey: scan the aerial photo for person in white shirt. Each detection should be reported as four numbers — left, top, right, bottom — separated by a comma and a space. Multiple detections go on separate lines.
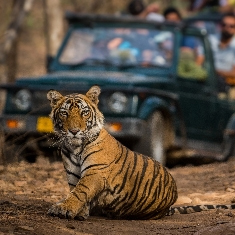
210, 13, 235, 83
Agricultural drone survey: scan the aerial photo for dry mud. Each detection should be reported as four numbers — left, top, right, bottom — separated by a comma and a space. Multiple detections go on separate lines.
1, 157, 235, 235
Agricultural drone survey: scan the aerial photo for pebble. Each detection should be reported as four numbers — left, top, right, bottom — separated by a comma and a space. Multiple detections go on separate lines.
17, 226, 34, 231
175, 196, 192, 204
66, 224, 75, 229
191, 197, 204, 205
14, 181, 27, 187
231, 197, 235, 203
226, 212, 234, 217
226, 187, 234, 192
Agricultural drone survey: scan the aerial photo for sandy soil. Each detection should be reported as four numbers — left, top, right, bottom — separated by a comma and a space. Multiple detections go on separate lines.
1, 157, 235, 235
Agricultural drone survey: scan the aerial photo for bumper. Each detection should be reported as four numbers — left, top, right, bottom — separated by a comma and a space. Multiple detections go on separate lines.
105, 117, 146, 139
0, 115, 146, 139
0, 115, 53, 134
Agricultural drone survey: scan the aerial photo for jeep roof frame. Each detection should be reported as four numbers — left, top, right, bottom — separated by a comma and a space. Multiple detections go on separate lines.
64, 11, 200, 33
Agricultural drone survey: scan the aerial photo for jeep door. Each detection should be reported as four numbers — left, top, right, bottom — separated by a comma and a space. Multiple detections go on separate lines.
176, 31, 222, 142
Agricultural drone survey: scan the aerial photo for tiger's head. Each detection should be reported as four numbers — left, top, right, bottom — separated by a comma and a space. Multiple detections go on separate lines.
47, 86, 104, 147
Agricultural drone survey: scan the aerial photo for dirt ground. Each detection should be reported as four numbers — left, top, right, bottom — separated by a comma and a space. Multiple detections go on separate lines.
1, 157, 235, 235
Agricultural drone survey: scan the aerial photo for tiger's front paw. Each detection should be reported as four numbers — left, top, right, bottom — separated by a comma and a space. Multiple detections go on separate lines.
47, 194, 80, 219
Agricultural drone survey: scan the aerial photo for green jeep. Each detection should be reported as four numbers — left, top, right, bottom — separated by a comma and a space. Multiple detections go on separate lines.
1, 12, 235, 165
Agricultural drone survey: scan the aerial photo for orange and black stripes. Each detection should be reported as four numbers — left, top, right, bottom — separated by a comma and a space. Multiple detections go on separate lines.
82, 135, 178, 219
167, 204, 235, 215
47, 87, 178, 220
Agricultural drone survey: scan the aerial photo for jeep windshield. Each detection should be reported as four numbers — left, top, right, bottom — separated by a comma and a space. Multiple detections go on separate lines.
59, 27, 174, 69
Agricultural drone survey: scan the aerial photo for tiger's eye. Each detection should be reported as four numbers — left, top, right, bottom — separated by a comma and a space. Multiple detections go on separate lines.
82, 110, 90, 117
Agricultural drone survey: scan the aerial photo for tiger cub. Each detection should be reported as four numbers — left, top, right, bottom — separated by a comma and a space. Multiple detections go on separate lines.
47, 86, 178, 220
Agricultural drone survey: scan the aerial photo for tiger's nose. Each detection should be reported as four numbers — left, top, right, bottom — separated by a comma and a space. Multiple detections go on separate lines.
69, 129, 79, 135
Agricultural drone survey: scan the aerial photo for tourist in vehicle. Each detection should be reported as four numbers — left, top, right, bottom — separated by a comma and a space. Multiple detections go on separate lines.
210, 13, 235, 87
127, 0, 164, 22
163, 6, 182, 22
163, 7, 205, 66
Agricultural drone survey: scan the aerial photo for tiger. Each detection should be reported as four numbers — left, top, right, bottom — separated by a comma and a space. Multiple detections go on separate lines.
46, 85, 178, 220
47, 86, 235, 220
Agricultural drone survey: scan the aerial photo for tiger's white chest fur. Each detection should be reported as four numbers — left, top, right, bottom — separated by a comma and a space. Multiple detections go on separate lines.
63, 136, 83, 153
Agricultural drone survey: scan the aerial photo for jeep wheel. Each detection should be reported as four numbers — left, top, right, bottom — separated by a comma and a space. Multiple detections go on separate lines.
133, 111, 166, 165
222, 134, 235, 161
2, 142, 21, 163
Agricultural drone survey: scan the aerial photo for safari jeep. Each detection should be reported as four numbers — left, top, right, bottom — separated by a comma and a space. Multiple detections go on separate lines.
1, 12, 235, 165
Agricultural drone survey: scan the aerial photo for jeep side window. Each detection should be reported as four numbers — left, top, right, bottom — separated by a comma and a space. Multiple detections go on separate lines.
177, 35, 208, 81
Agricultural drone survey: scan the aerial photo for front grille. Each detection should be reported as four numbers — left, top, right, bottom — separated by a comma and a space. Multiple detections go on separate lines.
32, 91, 51, 115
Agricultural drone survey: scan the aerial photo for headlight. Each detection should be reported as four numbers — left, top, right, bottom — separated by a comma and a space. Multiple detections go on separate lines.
108, 92, 128, 113
13, 89, 32, 111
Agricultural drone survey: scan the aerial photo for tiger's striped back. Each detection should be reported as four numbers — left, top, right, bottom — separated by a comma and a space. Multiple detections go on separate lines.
80, 128, 178, 219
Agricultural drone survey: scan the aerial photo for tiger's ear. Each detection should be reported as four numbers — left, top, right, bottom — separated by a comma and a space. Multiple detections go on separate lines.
47, 90, 63, 107
86, 86, 101, 105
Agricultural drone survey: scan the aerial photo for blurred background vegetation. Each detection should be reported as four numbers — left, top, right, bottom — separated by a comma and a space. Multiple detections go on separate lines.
0, 0, 189, 79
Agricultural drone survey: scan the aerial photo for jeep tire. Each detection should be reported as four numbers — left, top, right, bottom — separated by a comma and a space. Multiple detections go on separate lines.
133, 111, 166, 165
222, 134, 235, 161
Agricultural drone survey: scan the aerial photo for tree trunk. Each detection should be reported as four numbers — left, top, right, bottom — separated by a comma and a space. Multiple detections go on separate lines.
0, 0, 34, 160
6, 38, 18, 84
0, 0, 34, 84
0, 0, 33, 111
43, 0, 64, 58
